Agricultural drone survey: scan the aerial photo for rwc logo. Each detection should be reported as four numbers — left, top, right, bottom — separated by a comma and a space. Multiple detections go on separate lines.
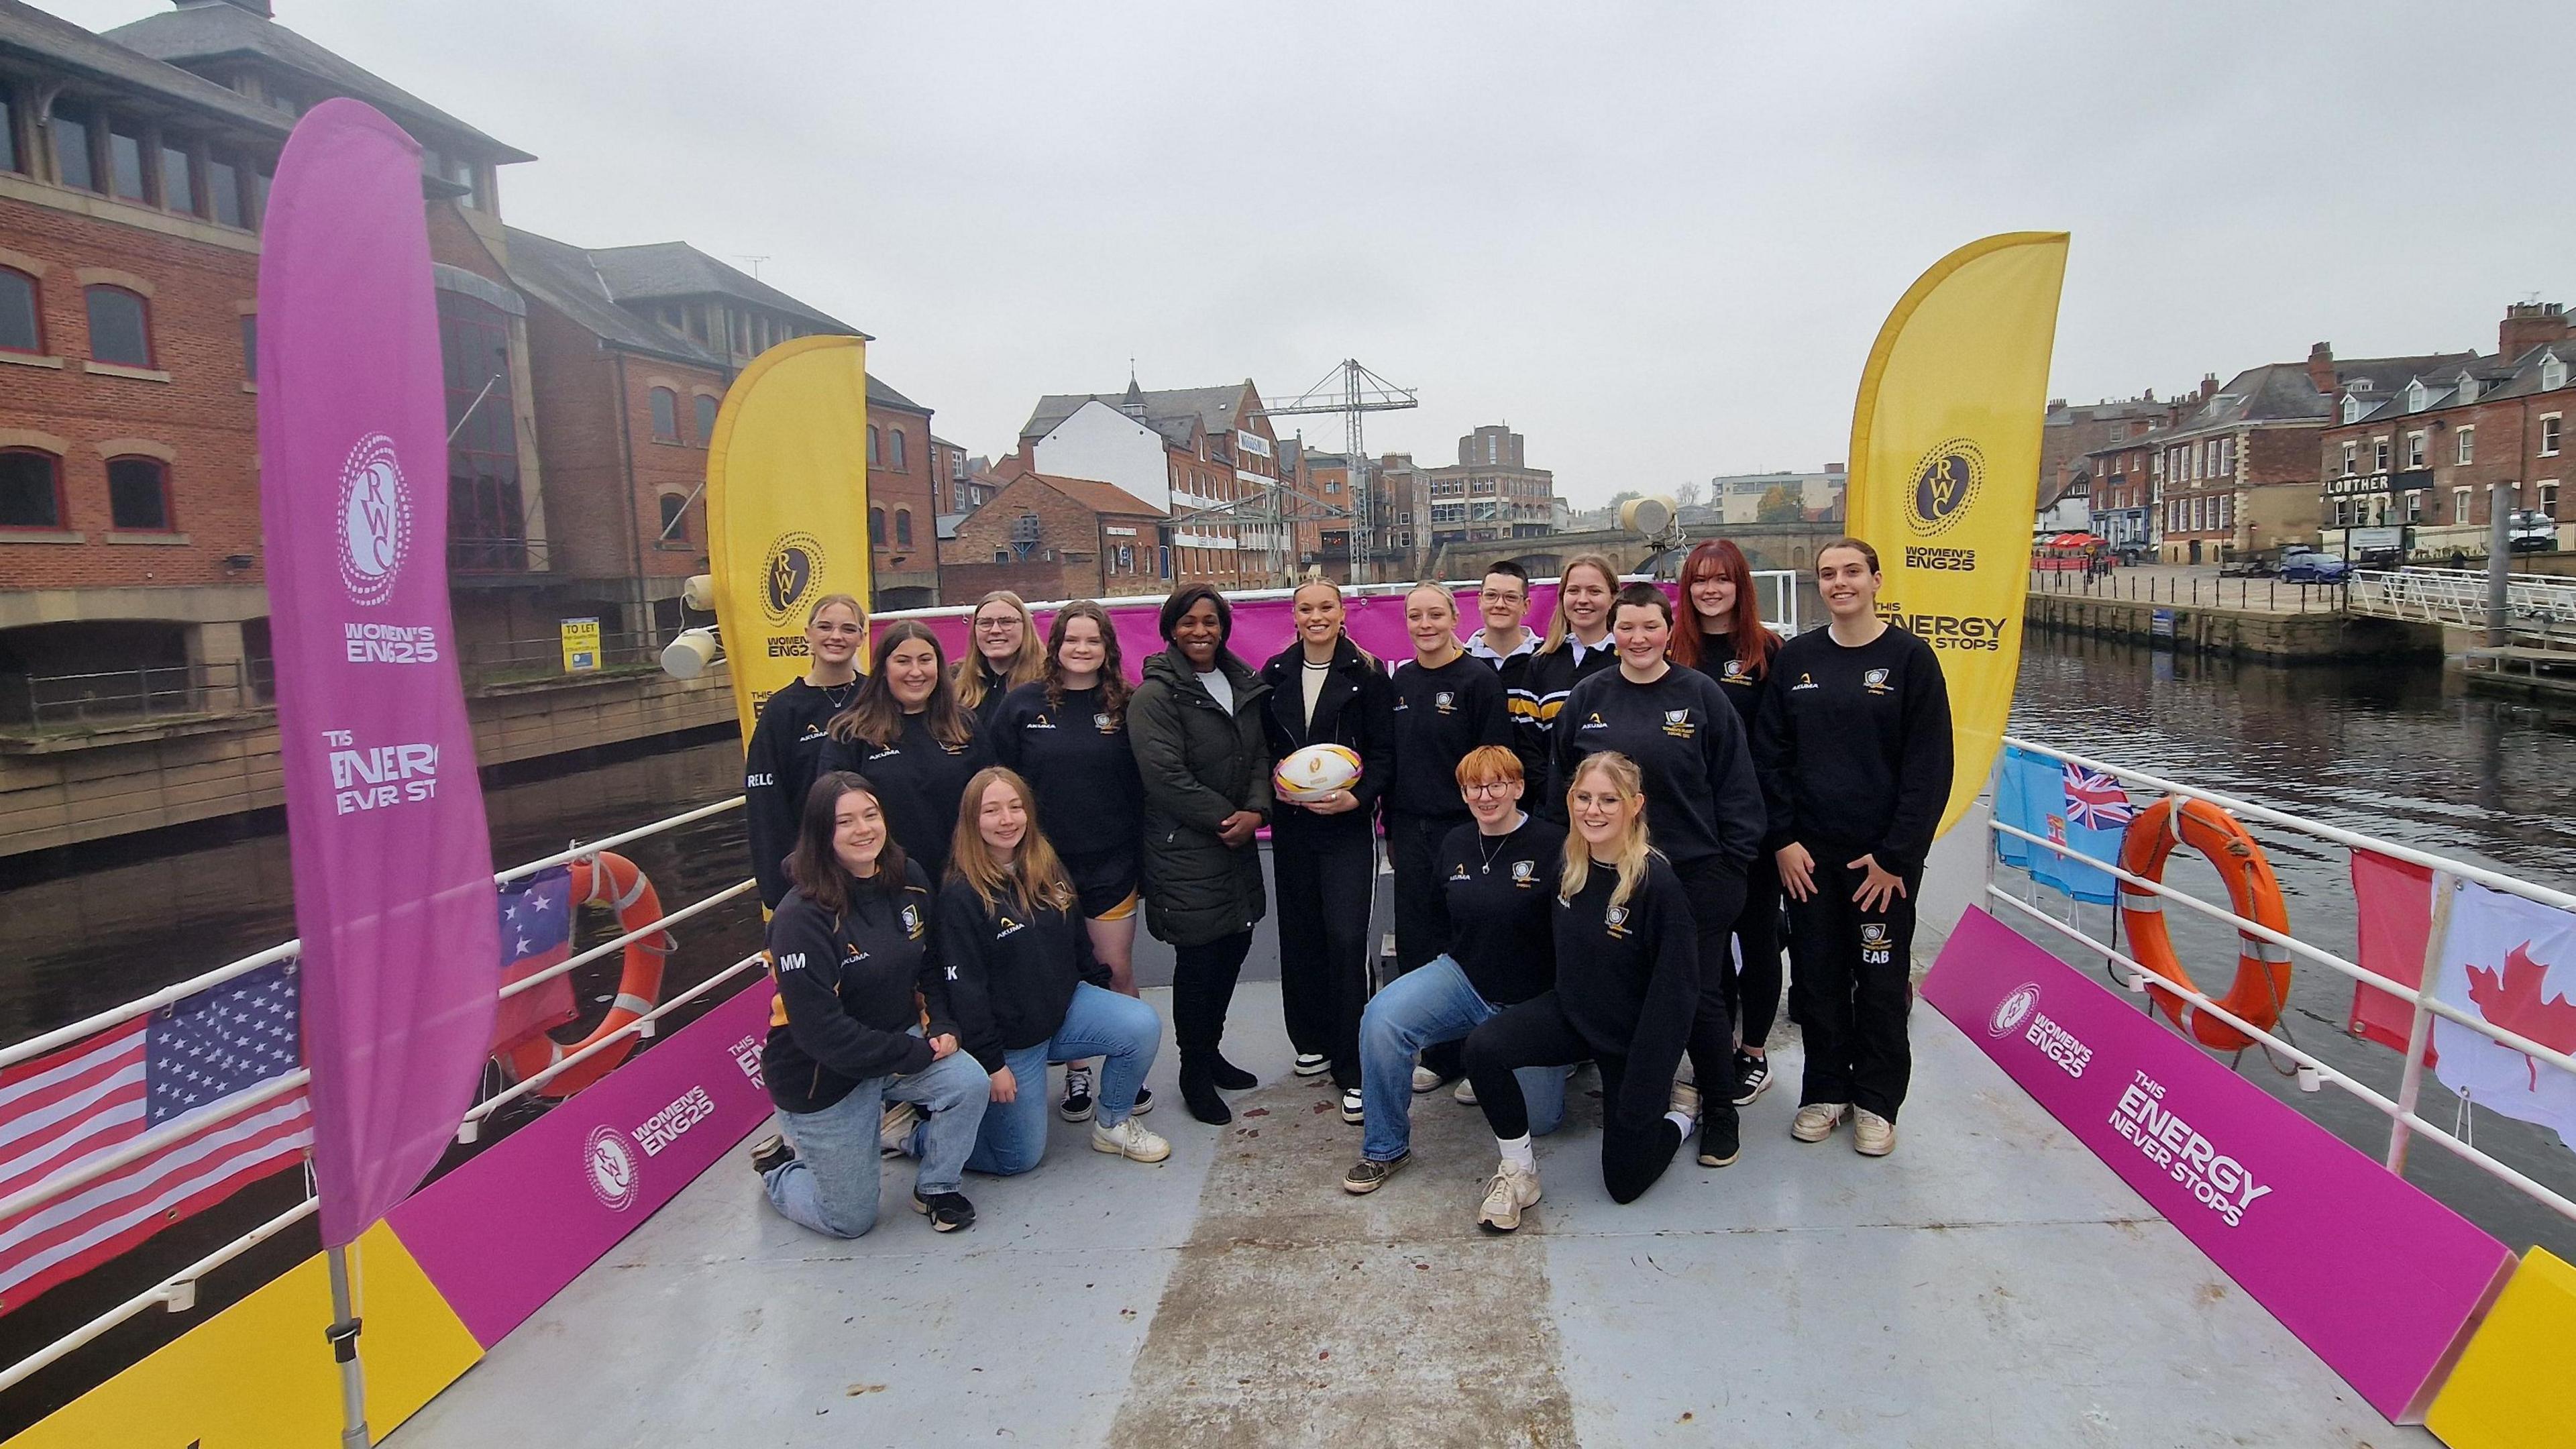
762, 532, 825, 623
1905, 438, 1987, 539
1989, 981, 2041, 1037
584, 1124, 640, 1212
336, 433, 411, 607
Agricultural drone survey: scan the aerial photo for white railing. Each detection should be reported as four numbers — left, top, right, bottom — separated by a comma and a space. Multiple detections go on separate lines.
1986, 735, 2576, 1227
0, 796, 757, 1397
2349, 566, 2576, 632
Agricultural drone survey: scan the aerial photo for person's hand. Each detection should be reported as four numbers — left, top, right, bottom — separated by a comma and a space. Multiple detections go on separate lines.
989, 1065, 1017, 1104
1776, 843, 1816, 902
1218, 810, 1263, 847
928, 1032, 959, 1060
1303, 789, 1356, 816
1848, 853, 1909, 913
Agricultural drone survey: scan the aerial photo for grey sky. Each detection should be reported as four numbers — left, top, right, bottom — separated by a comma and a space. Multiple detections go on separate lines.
44, 1, 2576, 504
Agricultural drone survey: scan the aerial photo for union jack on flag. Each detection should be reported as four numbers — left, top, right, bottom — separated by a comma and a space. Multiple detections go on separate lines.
2061, 764, 2133, 831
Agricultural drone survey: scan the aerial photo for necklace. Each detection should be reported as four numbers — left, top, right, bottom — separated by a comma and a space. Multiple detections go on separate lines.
1477, 816, 1521, 873
818, 678, 858, 710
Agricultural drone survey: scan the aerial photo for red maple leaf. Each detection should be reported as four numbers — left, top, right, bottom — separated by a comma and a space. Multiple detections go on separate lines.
2465, 942, 2576, 1090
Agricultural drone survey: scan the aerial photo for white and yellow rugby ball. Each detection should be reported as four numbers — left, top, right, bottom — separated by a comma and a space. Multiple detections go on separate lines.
1273, 743, 1363, 804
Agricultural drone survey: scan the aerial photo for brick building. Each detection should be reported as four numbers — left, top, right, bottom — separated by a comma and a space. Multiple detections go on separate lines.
936, 469, 1168, 604
2077, 433, 2167, 554
1016, 378, 1291, 590
2041, 395, 2178, 504
1426, 424, 1553, 555
2318, 303, 2576, 559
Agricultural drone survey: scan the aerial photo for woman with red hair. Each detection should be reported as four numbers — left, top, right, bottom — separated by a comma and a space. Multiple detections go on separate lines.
1669, 540, 1786, 1107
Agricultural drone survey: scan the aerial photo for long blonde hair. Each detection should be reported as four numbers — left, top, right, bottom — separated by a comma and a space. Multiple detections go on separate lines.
948, 766, 1076, 916
1558, 751, 1652, 910
1540, 554, 1620, 653
953, 590, 1046, 712
1290, 578, 1376, 669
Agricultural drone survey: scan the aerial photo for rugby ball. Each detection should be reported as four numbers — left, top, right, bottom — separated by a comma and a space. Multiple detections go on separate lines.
1273, 743, 1362, 804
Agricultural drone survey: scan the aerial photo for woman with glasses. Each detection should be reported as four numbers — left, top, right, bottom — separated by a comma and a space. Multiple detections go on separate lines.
1464, 561, 1543, 782
953, 590, 1046, 730
822, 621, 992, 883
743, 592, 867, 910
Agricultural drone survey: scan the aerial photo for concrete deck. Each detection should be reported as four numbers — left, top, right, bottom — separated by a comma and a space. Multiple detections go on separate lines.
384, 972, 2428, 1449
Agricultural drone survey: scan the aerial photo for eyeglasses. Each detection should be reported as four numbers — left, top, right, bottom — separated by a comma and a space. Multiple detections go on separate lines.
975, 618, 1020, 631
1461, 780, 1517, 797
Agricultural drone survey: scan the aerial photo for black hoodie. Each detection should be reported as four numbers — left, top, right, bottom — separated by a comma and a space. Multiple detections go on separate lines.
820, 710, 993, 883
925, 875, 1111, 1071
760, 859, 953, 1114
743, 676, 863, 910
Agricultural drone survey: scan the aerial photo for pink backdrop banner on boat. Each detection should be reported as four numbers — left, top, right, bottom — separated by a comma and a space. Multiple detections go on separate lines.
1922, 907, 2515, 1424
257, 98, 500, 1248
384, 983, 777, 1348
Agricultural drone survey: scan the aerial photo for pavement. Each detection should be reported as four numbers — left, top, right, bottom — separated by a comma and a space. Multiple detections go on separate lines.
2028, 561, 2349, 615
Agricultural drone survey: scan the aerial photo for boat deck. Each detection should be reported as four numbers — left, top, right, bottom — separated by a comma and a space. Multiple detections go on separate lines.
383, 971, 2426, 1448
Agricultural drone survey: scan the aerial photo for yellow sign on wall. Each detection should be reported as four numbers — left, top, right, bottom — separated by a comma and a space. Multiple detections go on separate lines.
559, 616, 601, 674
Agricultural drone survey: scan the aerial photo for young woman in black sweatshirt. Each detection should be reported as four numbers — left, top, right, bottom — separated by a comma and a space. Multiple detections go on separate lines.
1668, 540, 1788, 1106
822, 621, 992, 883
1460, 751, 1702, 1232
1258, 579, 1395, 1119
926, 767, 1170, 1171
951, 590, 1046, 731
748, 771, 989, 1237
1755, 537, 1953, 1159
742, 593, 867, 910
1550, 582, 1763, 1169
1517, 553, 1619, 765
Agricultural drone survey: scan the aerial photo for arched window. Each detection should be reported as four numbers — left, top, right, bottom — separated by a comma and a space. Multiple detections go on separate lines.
694, 394, 718, 445
894, 508, 912, 547
648, 386, 679, 443
106, 455, 172, 531
866, 425, 881, 466
85, 285, 150, 367
887, 429, 907, 471
657, 492, 689, 543
869, 506, 885, 546
0, 448, 64, 529
0, 269, 40, 354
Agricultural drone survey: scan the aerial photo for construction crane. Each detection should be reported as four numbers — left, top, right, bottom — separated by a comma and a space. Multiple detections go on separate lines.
1261, 360, 1419, 584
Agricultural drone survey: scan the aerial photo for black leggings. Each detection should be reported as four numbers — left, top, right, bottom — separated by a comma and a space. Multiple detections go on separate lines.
1461, 991, 1684, 1205
1727, 850, 1786, 1049
1385, 809, 1463, 971
1171, 930, 1254, 1063
1272, 822, 1375, 1087
1674, 857, 1747, 1120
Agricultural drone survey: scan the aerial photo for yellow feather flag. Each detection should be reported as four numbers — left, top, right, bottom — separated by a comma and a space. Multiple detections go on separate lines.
704, 335, 873, 745
1845, 231, 2069, 838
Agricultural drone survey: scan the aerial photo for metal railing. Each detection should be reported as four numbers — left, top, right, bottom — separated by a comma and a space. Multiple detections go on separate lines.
2029, 567, 2346, 614
2, 661, 270, 729
1984, 736, 2576, 1228
2348, 567, 2576, 637
457, 629, 661, 686
0, 794, 753, 1397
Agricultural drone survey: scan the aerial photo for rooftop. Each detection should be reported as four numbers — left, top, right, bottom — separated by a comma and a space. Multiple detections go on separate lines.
584, 244, 854, 333
0, 0, 288, 138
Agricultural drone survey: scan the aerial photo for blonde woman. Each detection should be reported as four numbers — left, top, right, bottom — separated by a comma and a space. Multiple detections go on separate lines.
1518, 554, 1620, 766
743, 592, 867, 909
923, 767, 1170, 1171
953, 590, 1046, 729
1459, 751, 1701, 1232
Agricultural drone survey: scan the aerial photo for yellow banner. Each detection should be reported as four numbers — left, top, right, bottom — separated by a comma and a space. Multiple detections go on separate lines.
705, 335, 873, 744
1845, 231, 2069, 837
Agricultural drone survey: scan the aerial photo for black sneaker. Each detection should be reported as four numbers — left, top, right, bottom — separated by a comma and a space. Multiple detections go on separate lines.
1342, 1153, 1408, 1194
749, 1134, 795, 1177
1059, 1064, 1096, 1122
1132, 1085, 1155, 1116
1698, 1106, 1741, 1168
911, 1189, 976, 1232
1731, 1051, 1772, 1107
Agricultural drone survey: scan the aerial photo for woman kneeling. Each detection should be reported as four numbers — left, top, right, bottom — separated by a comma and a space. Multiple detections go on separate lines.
1460, 751, 1702, 1232
933, 767, 1171, 1171
751, 771, 989, 1237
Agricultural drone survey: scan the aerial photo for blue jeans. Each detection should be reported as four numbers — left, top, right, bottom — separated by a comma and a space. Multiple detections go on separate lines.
965, 984, 1163, 1177
1358, 955, 1568, 1163
761, 1047, 987, 1238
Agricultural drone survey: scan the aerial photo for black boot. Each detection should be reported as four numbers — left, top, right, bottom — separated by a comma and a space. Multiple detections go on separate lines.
1207, 1054, 1258, 1091
1180, 1059, 1232, 1125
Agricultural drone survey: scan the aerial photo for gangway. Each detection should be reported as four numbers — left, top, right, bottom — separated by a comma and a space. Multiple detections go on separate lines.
2350, 566, 2576, 646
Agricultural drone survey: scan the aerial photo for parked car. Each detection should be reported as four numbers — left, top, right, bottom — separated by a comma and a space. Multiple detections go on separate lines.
2277, 548, 2350, 584
2508, 510, 2556, 553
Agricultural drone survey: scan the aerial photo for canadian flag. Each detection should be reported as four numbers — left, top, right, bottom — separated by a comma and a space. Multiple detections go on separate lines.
2429, 879, 2576, 1151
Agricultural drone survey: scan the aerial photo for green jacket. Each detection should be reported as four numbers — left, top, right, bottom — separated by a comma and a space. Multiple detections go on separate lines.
1130, 645, 1273, 947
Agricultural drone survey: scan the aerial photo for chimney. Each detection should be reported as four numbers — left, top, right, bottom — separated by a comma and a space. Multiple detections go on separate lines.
2142, 388, 2155, 402
2305, 343, 2336, 396
2500, 301, 2570, 361
2200, 373, 2219, 402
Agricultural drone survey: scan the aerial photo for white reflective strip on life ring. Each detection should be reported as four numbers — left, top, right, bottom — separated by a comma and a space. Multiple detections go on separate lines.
2120, 890, 2163, 913
2245, 938, 2294, 964
610, 871, 651, 913
612, 992, 656, 1019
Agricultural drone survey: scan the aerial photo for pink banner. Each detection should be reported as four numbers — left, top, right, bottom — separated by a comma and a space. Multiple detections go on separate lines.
1923, 908, 2514, 1423
385, 984, 777, 1348
257, 99, 500, 1246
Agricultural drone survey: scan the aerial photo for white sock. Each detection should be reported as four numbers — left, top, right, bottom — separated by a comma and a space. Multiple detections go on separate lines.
1495, 1134, 1536, 1173
1665, 1110, 1695, 1134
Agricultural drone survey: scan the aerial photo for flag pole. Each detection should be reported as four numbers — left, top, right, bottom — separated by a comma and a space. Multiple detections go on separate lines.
325, 1242, 370, 1447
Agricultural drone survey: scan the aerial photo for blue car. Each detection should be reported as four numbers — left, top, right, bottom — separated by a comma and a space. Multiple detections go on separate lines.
2277, 549, 2349, 584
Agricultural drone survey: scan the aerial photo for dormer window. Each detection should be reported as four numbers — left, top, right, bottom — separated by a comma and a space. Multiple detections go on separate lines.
2404, 380, 2428, 411
2544, 352, 2569, 392
2456, 372, 2478, 406
2341, 395, 2363, 424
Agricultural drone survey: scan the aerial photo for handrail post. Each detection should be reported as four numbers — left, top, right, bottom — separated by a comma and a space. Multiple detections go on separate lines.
2386, 871, 2457, 1173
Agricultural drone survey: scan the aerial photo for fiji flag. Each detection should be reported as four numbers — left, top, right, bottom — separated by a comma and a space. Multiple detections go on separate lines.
1994, 747, 2130, 905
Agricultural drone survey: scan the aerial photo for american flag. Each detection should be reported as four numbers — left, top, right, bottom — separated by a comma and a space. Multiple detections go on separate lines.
2061, 763, 2135, 832
490, 865, 576, 1054
0, 961, 309, 1316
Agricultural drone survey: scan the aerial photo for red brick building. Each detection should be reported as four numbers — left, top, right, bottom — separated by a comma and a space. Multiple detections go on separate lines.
865, 377, 937, 608
1017, 378, 1295, 590
936, 470, 1168, 604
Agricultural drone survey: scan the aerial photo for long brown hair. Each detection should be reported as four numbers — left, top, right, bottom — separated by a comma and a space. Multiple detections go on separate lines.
947, 767, 1075, 916
1042, 599, 1131, 724
1540, 554, 1619, 653
1291, 578, 1377, 669
787, 771, 910, 916
1558, 751, 1653, 910
830, 620, 974, 749
1667, 539, 1779, 679
952, 590, 1046, 713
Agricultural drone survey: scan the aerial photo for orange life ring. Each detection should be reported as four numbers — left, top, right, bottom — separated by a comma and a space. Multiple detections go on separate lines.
2116, 798, 2292, 1051
506, 851, 670, 1097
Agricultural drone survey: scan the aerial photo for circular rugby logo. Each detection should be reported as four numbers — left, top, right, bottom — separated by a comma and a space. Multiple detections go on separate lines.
336, 433, 411, 606
762, 532, 826, 622
1989, 981, 2042, 1038
1905, 437, 1987, 538
584, 1124, 640, 1211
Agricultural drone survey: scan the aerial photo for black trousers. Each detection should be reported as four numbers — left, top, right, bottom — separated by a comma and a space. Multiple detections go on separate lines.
1784, 849, 1920, 1120
1171, 929, 1255, 1063
1461, 991, 1684, 1205
1384, 809, 1464, 972
1673, 856, 1747, 1128
1273, 821, 1376, 1087
1727, 850, 1787, 1049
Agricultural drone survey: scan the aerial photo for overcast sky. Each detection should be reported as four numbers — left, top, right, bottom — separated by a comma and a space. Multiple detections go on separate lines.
44, 1, 2576, 504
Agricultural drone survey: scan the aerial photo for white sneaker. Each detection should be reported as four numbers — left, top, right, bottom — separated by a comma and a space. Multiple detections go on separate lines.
1668, 1078, 1701, 1124
1340, 1087, 1364, 1124
1453, 1077, 1478, 1105
1293, 1053, 1332, 1077
1090, 1116, 1171, 1163
879, 1102, 921, 1157
1852, 1108, 1896, 1157
1791, 1101, 1848, 1143
1411, 1064, 1442, 1093
1477, 1160, 1543, 1233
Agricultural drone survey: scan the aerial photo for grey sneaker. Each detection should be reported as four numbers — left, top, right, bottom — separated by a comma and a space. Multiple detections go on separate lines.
1342, 1153, 1409, 1194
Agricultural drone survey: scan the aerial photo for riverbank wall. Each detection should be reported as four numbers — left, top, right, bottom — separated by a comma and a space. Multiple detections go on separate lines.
0, 665, 735, 860
2023, 591, 2443, 661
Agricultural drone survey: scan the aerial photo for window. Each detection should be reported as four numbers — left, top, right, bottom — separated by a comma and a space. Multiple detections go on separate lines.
2543, 416, 2563, 457
0, 269, 38, 353
2340, 441, 2357, 476
106, 455, 171, 531
85, 286, 151, 366
239, 313, 256, 380
694, 394, 718, 444
2406, 492, 2423, 523
2545, 355, 2569, 392
658, 492, 689, 542
994, 549, 1009, 565
107, 126, 146, 201
438, 291, 526, 570
53, 112, 93, 191
2543, 482, 2560, 519
887, 429, 906, 471
869, 506, 885, 545
2405, 432, 2426, 469
866, 425, 881, 466
2374, 437, 2391, 472
160, 143, 195, 214
2457, 427, 2475, 466
0, 85, 17, 174
894, 509, 912, 547
0, 448, 62, 528
649, 386, 679, 442
207, 156, 242, 227
2454, 487, 2471, 523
